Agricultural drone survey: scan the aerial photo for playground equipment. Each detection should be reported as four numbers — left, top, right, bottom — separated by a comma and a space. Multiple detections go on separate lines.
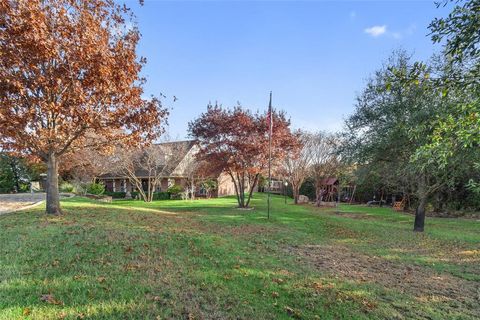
393, 197, 406, 211
341, 184, 356, 204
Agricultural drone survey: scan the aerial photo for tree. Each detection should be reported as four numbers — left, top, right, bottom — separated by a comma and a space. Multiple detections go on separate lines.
342, 51, 471, 231
182, 159, 219, 200
420, 0, 480, 174
0, 153, 44, 193
112, 142, 188, 202
395, 0, 480, 166
279, 131, 312, 204
309, 132, 340, 207
201, 179, 218, 199
0, 0, 167, 214
430, 0, 480, 82
189, 104, 298, 208
60, 135, 116, 185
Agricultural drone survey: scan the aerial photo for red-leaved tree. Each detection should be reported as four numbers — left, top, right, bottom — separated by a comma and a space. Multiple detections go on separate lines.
189, 104, 298, 208
0, 0, 167, 214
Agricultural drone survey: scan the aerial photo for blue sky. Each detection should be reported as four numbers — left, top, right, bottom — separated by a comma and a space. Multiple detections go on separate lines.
126, 0, 450, 139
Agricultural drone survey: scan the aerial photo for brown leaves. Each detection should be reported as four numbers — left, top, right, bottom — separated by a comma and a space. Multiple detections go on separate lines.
40, 294, 63, 305
284, 306, 302, 318
189, 104, 298, 206
272, 278, 285, 284
0, 0, 168, 169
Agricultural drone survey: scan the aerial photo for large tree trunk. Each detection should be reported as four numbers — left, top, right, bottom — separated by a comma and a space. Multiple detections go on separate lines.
414, 196, 427, 232
293, 185, 299, 204
46, 153, 62, 215
414, 174, 429, 232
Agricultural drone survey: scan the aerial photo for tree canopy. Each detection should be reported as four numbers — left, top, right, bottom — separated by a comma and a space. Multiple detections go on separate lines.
0, 0, 168, 213
189, 104, 298, 208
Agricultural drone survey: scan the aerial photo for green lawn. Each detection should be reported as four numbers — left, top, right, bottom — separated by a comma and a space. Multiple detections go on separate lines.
1, 194, 479, 319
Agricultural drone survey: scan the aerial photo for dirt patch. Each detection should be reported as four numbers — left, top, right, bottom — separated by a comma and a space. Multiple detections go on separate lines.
286, 244, 480, 315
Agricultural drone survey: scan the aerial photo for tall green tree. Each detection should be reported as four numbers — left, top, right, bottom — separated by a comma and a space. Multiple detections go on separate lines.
342, 51, 472, 231
418, 0, 480, 192
0, 153, 45, 193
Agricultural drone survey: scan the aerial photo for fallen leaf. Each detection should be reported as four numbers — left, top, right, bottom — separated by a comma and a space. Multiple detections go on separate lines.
40, 294, 63, 305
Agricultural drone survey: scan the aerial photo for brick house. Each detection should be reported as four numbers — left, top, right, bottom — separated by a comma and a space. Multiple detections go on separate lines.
97, 140, 237, 197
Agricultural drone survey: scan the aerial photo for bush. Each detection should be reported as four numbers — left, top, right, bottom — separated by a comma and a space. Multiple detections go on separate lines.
86, 182, 105, 195
167, 184, 183, 199
299, 178, 316, 201
152, 192, 170, 200
104, 191, 126, 199
130, 191, 171, 201
60, 181, 75, 193
130, 191, 140, 199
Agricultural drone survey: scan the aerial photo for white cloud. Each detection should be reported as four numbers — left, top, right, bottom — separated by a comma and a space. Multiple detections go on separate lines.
392, 32, 402, 39
364, 25, 387, 37
364, 23, 416, 40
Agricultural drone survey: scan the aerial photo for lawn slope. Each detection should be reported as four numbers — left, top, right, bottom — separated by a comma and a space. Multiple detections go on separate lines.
0, 194, 479, 319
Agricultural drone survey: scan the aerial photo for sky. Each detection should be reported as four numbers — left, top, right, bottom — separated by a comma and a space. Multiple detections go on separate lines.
125, 0, 451, 139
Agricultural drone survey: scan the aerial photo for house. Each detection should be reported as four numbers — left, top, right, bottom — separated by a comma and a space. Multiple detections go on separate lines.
97, 140, 236, 198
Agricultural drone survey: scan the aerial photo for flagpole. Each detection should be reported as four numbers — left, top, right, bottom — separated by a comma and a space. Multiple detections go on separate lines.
267, 91, 272, 220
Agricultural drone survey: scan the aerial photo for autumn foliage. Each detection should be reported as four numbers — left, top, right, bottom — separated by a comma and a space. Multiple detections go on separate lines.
189, 104, 299, 208
0, 0, 167, 214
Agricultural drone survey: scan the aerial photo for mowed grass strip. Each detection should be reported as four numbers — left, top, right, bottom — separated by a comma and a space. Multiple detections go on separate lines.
0, 194, 479, 319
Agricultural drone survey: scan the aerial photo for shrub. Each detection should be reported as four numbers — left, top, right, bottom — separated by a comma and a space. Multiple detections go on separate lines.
152, 192, 170, 200
130, 191, 170, 201
104, 191, 126, 199
86, 182, 105, 195
299, 178, 315, 201
60, 181, 75, 193
167, 184, 183, 199
130, 191, 140, 199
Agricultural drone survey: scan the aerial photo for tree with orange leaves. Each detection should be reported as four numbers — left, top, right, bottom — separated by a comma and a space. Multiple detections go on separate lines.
0, 0, 168, 214
189, 104, 298, 208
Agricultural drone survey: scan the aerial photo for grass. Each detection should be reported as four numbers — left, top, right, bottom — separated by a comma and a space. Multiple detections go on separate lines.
0, 193, 479, 319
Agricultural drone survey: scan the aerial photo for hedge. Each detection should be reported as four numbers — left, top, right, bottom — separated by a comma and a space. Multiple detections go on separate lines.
104, 191, 127, 199
130, 191, 171, 200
